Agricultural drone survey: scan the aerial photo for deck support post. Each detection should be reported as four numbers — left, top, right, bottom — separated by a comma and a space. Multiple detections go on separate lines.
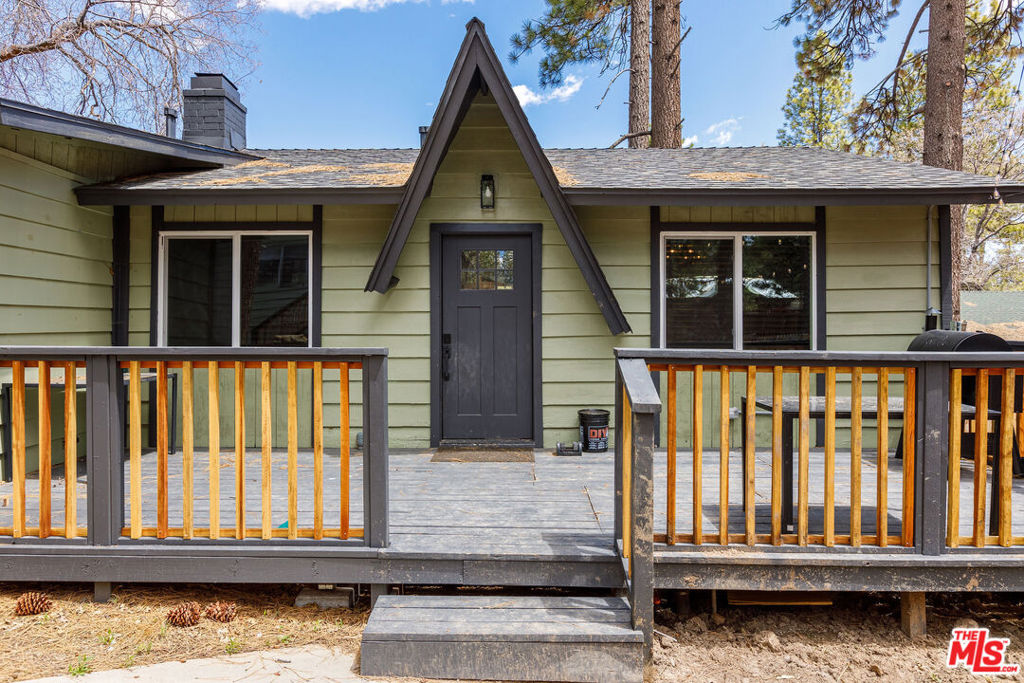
369, 584, 388, 607
629, 409, 656, 664
86, 355, 124, 548
362, 355, 389, 548
93, 582, 112, 603
900, 592, 927, 639
919, 361, 949, 555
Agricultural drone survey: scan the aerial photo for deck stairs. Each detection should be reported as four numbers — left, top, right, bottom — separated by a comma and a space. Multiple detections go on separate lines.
359, 594, 643, 682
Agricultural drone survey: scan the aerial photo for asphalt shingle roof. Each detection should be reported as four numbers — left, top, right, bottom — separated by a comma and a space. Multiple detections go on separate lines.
80, 145, 1020, 198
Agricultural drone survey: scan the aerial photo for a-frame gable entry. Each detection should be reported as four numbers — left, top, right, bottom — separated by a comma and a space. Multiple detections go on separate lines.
365, 18, 631, 335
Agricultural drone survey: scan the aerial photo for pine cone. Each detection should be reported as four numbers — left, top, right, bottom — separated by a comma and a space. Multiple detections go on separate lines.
204, 601, 237, 623
166, 601, 201, 628
14, 591, 52, 616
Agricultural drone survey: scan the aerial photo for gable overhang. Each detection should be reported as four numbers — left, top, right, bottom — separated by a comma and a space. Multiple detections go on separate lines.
364, 18, 631, 336
1, 97, 253, 167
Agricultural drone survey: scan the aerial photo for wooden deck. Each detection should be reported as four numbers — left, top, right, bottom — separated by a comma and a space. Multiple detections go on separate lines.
2, 447, 1021, 553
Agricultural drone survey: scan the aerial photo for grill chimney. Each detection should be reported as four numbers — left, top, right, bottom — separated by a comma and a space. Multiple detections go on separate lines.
182, 73, 246, 150
419, 126, 430, 147
164, 107, 178, 138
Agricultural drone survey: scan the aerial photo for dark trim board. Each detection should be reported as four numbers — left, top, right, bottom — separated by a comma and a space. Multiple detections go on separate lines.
76, 187, 403, 207
938, 205, 953, 328
655, 552, 1024, 592
428, 223, 543, 447
564, 187, 1011, 207
111, 206, 130, 346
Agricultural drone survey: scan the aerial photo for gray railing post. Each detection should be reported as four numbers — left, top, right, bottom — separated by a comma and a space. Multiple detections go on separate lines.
918, 359, 949, 555
629, 408, 656, 664
614, 365, 623, 550
362, 354, 389, 548
86, 354, 124, 547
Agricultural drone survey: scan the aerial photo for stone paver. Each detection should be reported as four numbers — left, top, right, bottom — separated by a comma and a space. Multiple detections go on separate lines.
25, 645, 367, 683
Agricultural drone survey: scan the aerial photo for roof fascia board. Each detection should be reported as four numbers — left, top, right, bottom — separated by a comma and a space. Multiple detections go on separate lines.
1, 98, 252, 166
364, 20, 631, 335
75, 186, 404, 206
564, 187, 1016, 206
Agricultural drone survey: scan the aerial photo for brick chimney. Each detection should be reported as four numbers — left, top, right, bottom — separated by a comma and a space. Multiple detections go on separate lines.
182, 73, 246, 150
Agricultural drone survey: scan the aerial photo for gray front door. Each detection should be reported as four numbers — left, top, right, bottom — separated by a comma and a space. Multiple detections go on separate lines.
440, 234, 533, 441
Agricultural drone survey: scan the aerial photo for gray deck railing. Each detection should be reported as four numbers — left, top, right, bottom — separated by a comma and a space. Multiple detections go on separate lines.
0, 347, 389, 549
614, 347, 1024, 558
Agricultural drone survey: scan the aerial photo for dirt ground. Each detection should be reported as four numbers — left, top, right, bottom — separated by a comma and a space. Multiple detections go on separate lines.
0, 584, 1021, 682
653, 591, 1024, 682
0, 583, 368, 682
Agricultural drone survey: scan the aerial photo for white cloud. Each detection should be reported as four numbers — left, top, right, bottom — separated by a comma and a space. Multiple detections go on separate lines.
260, 0, 471, 18
512, 75, 583, 107
704, 117, 741, 146
682, 134, 698, 147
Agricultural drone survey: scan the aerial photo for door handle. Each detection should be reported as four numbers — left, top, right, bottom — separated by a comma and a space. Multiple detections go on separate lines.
442, 333, 452, 381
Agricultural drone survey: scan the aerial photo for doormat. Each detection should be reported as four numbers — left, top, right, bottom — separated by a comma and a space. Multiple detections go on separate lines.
430, 450, 535, 463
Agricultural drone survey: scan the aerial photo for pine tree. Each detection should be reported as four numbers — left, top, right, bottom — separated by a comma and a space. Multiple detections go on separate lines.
778, 37, 853, 150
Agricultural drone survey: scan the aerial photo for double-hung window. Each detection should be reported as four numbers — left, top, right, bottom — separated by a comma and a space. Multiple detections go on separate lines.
660, 231, 816, 350
158, 231, 312, 347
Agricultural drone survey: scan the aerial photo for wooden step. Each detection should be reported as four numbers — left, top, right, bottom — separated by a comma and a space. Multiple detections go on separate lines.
360, 595, 643, 682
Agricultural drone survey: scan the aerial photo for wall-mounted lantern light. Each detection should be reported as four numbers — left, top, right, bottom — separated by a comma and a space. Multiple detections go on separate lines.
480, 174, 495, 210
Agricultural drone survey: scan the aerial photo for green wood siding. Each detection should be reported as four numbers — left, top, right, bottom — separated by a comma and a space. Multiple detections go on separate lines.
0, 148, 113, 476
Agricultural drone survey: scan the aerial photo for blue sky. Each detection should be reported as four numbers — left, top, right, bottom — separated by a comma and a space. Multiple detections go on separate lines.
244, 0, 927, 150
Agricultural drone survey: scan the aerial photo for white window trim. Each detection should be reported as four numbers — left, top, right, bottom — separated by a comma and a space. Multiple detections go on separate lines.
157, 230, 314, 348
659, 230, 818, 351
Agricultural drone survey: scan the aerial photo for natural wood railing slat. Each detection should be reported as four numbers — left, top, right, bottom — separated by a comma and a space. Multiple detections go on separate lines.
901, 368, 916, 547
63, 362, 77, 539
156, 361, 169, 539
797, 366, 810, 547
771, 366, 783, 546
850, 367, 863, 548
37, 361, 51, 538
999, 369, 1014, 547
692, 365, 703, 546
182, 362, 194, 539
947, 369, 962, 548
719, 365, 730, 546
287, 361, 299, 540
129, 361, 142, 539
208, 361, 221, 540
666, 366, 677, 545
234, 362, 246, 540
744, 366, 756, 545
12, 361, 26, 538
973, 369, 989, 548
877, 367, 889, 548
340, 363, 351, 539
313, 362, 324, 541
261, 362, 272, 540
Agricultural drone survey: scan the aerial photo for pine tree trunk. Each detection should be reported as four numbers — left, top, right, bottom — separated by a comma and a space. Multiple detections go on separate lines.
629, 0, 651, 148
923, 0, 966, 320
651, 0, 681, 148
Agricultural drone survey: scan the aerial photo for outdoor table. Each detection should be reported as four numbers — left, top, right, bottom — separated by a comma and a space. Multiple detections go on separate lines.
0, 372, 178, 482
741, 396, 1014, 534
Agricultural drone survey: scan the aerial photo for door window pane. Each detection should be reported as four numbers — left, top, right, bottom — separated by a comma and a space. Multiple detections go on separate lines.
166, 238, 233, 346
742, 236, 812, 349
664, 238, 734, 348
460, 249, 514, 290
240, 235, 309, 347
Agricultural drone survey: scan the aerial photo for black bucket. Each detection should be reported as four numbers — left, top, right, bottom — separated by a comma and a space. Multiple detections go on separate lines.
578, 409, 610, 452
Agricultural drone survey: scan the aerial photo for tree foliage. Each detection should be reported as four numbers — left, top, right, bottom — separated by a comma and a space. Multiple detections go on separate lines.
778, 35, 853, 149
0, 0, 259, 132
510, 0, 631, 88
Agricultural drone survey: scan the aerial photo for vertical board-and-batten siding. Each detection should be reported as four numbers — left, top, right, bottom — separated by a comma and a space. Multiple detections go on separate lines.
0, 147, 111, 475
